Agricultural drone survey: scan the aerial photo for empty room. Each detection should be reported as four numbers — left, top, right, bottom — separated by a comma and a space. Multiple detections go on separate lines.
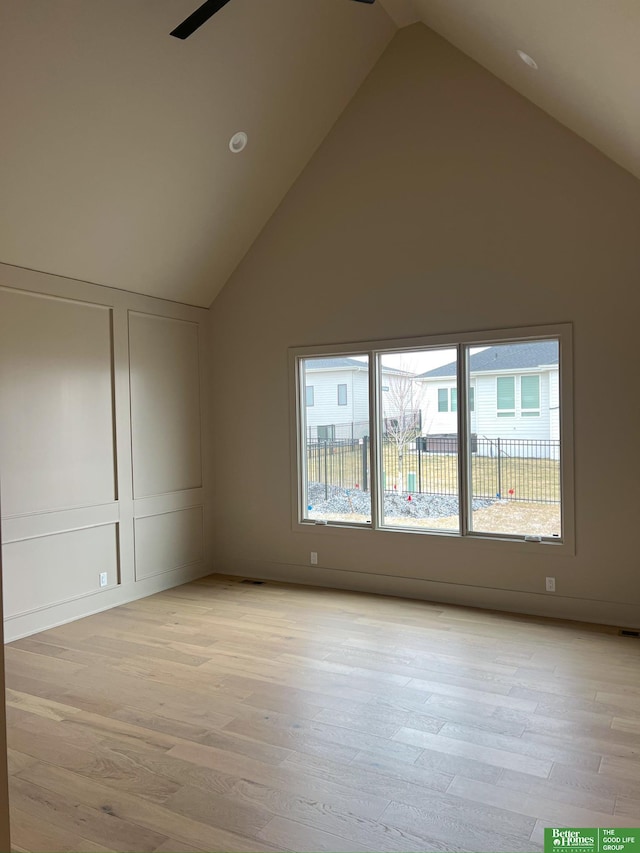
1, 1, 639, 851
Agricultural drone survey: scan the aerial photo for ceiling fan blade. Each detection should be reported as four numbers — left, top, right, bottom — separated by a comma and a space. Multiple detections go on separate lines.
171, 0, 375, 39
170, 0, 233, 39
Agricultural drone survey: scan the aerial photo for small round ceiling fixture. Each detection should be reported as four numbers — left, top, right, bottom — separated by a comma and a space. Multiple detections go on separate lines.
229, 131, 248, 153
516, 50, 538, 70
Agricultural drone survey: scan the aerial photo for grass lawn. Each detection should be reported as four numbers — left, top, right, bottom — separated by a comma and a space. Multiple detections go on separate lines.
387, 500, 561, 537
314, 501, 561, 538
307, 443, 560, 503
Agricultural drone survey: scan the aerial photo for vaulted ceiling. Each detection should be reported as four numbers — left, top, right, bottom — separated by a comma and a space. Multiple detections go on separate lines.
1, 1, 638, 307
410, 0, 640, 189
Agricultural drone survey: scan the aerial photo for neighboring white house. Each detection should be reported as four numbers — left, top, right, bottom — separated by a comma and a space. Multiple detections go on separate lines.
303, 343, 559, 455
417, 341, 559, 456
303, 357, 416, 440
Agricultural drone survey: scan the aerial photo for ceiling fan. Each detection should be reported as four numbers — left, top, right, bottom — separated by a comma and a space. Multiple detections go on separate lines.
171, 0, 375, 39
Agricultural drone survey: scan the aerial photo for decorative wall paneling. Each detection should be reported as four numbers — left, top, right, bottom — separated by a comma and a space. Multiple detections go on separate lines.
0, 263, 211, 641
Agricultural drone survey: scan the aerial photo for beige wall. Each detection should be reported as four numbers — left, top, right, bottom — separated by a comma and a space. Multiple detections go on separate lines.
0, 264, 212, 641
208, 24, 640, 627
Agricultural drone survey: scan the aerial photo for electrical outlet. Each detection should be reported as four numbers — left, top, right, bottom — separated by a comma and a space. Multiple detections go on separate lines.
99, 572, 108, 588
545, 576, 556, 592
310, 552, 318, 565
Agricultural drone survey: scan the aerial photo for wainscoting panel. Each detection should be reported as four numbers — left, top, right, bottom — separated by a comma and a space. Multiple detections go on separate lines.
129, 312, 202, 499
3, 524, 119, 618
1, 502, 120, 545
0, 288, 116, 517
0, 264, 211, 641
134, 505, 204, 580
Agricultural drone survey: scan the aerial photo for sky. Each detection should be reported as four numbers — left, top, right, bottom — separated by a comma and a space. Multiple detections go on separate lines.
380, 349, 457, 375
354, 347, 488, 375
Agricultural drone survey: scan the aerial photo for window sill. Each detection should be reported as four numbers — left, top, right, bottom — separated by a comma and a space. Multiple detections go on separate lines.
294, 518, 574, 556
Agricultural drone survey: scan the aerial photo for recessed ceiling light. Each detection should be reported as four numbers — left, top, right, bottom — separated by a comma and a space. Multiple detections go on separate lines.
517, 50, 538, 70
229, 131, 248, 153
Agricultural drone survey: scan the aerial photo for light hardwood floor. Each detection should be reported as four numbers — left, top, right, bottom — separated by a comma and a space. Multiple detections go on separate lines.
5, 575, 640, 852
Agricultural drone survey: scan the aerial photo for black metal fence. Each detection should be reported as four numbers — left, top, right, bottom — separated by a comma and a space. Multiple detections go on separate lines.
305, 436, 560, 504
306, 436, 370, 499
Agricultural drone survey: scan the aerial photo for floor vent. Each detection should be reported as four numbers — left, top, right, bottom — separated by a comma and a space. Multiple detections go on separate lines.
619, 629, 640, 638
240, 579, 265, 585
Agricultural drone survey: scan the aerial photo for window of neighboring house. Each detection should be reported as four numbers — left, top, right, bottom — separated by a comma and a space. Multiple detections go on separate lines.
497, 376, 515, 417
317, 424, 336, 441
337, 384, 348, 406
521, 375, 540, 416
438, 388, 457, 412
292, 327, 571, 548
305, 386, 314, 407
497, 375, 541, 417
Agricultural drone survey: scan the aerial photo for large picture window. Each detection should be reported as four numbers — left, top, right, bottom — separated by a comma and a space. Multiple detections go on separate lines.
291, 325, 573, 548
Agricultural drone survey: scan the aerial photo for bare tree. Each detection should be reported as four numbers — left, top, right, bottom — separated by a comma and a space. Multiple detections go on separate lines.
382, 366, 426, 493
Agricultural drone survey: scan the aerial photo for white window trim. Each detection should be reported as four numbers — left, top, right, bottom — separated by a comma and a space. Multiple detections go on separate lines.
289, 324, 574, 555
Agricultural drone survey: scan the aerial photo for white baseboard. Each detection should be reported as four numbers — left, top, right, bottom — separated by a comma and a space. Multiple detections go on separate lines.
217, 559, 640, 630
7, 557, 637, 642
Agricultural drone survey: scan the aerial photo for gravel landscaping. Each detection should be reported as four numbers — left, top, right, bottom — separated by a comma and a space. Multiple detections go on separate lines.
306, 483, 561, 536
307, 482, 494, 519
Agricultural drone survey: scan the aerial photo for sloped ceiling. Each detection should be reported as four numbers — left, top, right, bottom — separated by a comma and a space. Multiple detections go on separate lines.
1, 1, 638, 308
406, 0, 640, 186
0, 0, 394, 306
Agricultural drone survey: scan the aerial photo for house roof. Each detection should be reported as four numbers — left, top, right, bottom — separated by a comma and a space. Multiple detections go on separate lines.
305, 357, 407, 375
305, 357, 368, 371
418, 341, 559, 379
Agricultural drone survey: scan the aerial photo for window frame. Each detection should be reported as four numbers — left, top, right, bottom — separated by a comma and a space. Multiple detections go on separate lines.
317, 424, 336, 441
289, 324, 574, 554
337, 383, 348, 406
